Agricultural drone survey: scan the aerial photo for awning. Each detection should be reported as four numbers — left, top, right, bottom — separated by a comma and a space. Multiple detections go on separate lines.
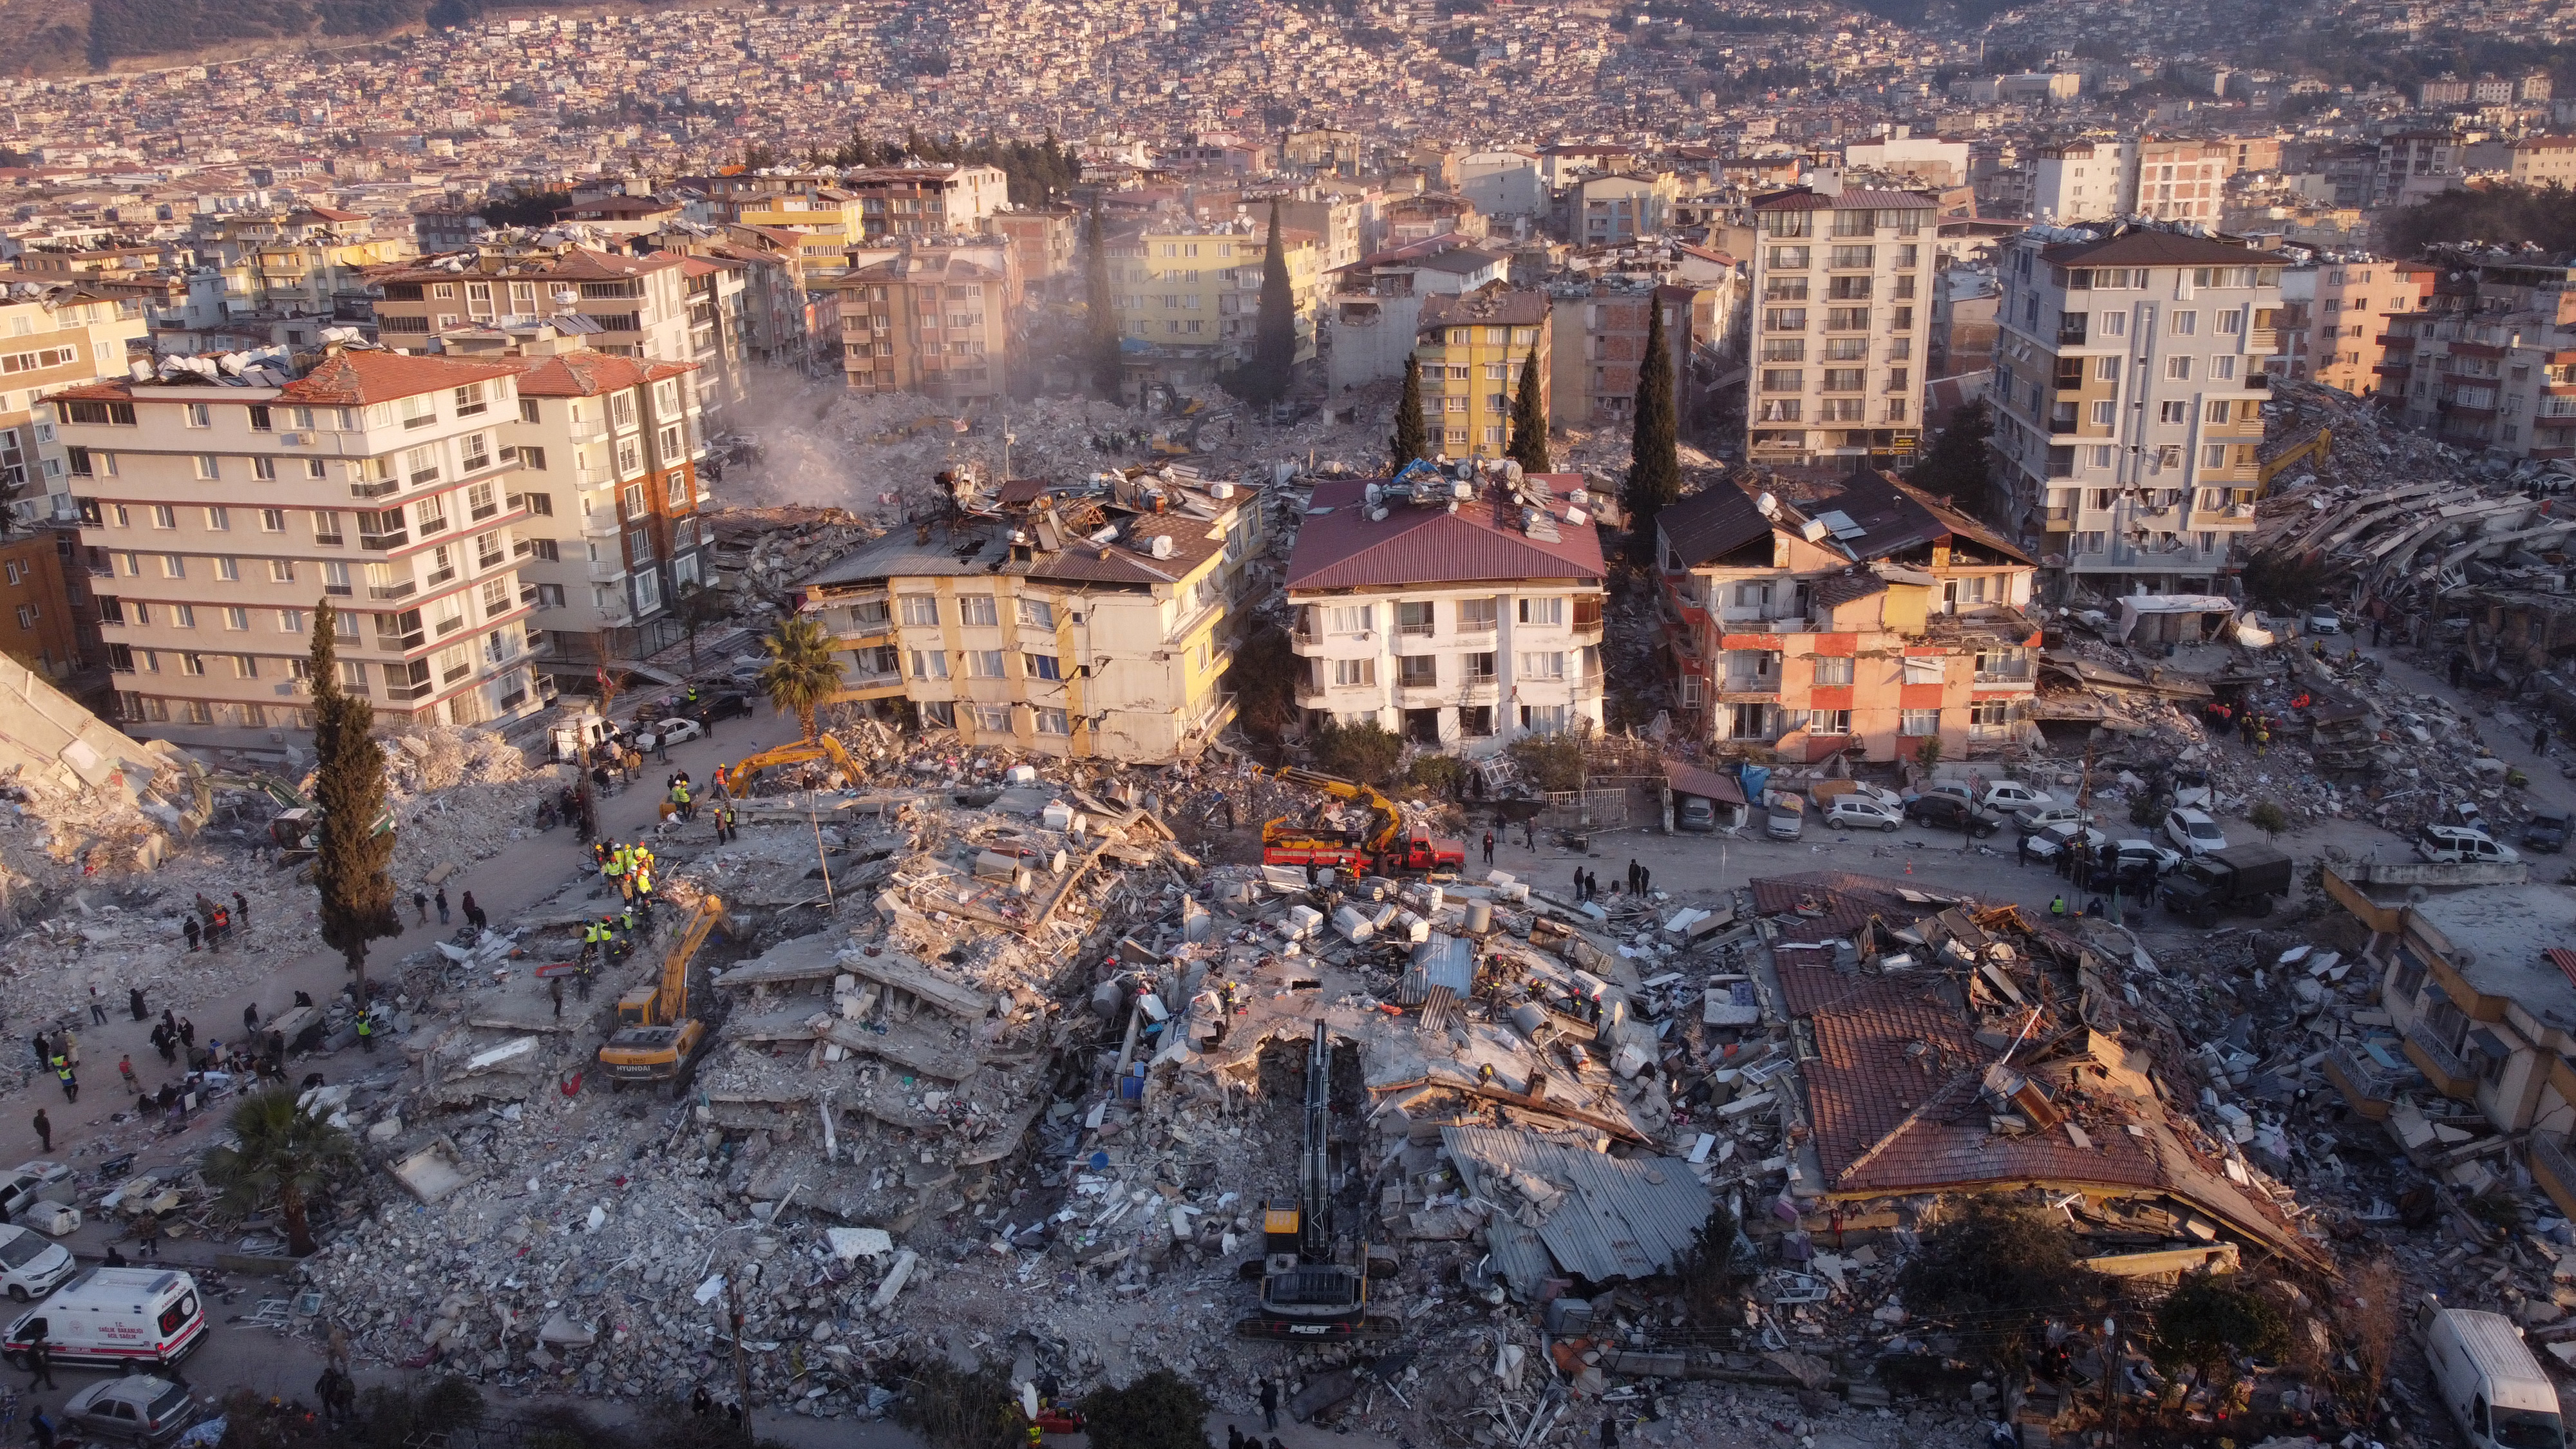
1663, 759, 1746, 806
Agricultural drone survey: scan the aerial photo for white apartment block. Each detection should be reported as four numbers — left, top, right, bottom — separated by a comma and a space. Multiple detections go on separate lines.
1746, 182, 1938, 468
0, 278, 153, 526
50, 347, 549, 739
1988, 225, 2287, 593
2032, 137, 2233, 224
1283, 469, 1606, 752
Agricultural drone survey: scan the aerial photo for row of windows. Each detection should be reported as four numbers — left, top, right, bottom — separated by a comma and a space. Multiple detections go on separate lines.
1308, 596, 1584, 633
907, 649, 1065, 682
1320, 647, 1599, 687
920, 700, 1071, 735
1751, 399, 1909, 422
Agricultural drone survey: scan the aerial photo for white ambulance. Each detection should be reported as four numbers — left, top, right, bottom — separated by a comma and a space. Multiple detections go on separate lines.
1, 1267, 205, 1369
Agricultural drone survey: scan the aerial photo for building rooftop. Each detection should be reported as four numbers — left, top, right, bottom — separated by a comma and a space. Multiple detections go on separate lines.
1284, 471, 1603, 592
2035, 227, 2292, 269
2410, 885, 2576, 1038
1750, 185, 1940, 211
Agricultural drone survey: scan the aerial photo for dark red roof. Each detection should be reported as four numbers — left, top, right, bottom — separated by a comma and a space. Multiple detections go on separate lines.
514, 352, 696, 398
1285, 475, 1604, 592
1751, 187, 1940, 211
281, 350, 527, 404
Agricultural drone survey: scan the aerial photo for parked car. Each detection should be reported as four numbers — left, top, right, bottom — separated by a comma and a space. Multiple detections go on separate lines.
60, 1375, 205, 1447
1824, 796, 1904, 831
2013, 804, 2096, 834
1978, 781, 2055, 813
684, 689, 754, 724
2416, 826, 2521, 865
0, 1170, 54, 1225
1815, 781, 1904, 814
2164, 808, 2229, 858
1676, 795, 1718, 833
2109, 838, 2184, 878
2167, 768, 2215, 810
2022, 822, 2108, 861
2527, 806, 2572, 855
1912, 781, 1975, 810
1765, 793, 1806, 840
0, 1223, 72, 1302
1905, 794, 2009, 838
2306, 606, 2342, 635
632, 717, 705, 752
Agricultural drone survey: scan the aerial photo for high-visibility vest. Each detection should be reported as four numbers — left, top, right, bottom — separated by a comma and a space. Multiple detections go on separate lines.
602, 853, 623, 877
583, 923, 601, 946
355, 1015, 372, 1037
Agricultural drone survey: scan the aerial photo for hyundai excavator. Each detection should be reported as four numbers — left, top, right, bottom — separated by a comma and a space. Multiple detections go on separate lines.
1238, 1021, 1399, 1340
1251, 764, 1465, 876
715, 735, 861, 797
598, 894, 734, 1091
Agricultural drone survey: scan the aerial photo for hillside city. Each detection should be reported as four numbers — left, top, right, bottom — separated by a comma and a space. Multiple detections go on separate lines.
4, 2, 2576, 1448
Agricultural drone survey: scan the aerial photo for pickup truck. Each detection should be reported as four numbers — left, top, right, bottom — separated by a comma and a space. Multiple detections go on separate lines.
2157, 843, 2294, 927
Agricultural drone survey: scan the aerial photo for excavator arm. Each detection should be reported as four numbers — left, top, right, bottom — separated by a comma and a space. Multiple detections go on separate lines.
717, 736, 859, 795
1251, 764, 1403, 855
657, 894, 733, 1025
2259, 425, 2333, 485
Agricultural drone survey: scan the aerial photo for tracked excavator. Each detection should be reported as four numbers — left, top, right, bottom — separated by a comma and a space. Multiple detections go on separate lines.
715, 734, 861, 796
1238, 1021, 1399, 1340
1251, 764, 1464, 876
598, 894, 734, 1090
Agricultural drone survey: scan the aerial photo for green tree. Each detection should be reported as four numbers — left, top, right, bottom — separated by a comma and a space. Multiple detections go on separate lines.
674, 582, 724, 681
1506, 348, 1551, 473
895, 1361, 1023, 1449
2249, 800, 2289, 839
1674, 1198, 1744, 1325
1226, 196, 1298, 408
204, 1088, 358, 1256
1624, 300, 1680, 561
1907, 397, 1992, 504
1390, 354, 1430, 468
757, 616, 842, 741
1085, 203, 1122, 399
307, 603, 399, 1007
1895, 1195, 2107, 1368
1226, 623, 1298, 744
2150, 1272, 2290, 1399
1079, 1368, 1210, 1449
1915, 735, 1942, 770
1507, 734, 1585, 791
1309, 719, 1405, 786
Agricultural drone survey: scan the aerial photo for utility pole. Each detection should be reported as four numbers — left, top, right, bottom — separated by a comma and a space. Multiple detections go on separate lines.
810, 792, 835, 907
728, 1274, 753, 1415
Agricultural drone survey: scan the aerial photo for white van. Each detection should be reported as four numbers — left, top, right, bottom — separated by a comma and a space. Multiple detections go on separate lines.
1, 1267, 205, 1370
2417, 1298, 2566, 1449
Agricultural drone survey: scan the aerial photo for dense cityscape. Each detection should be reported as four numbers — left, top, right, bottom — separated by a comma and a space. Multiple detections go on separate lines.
0, 3, 2574, 1449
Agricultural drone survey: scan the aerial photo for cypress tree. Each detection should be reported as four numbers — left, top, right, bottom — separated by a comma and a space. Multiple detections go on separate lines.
1390, 354, 1430, 469
1506, 347, 1551, 473
1084, 203, 1121, 400
1625, 301, 1681, 560
1243, 195, 1297, 408
305, 602, 399, 1006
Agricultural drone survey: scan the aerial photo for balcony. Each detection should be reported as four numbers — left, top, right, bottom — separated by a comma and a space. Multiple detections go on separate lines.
350, 479, 401, 500
357, 529, 409, 553
368, 580, 417, 601
2534, 1134, 2576, 1222
2049, 413, 2079, 435
587, 559, 627, 583
1293, 678, 1329, 706
2402, 1019, 2480, 1101
2040, 507, 2074, 529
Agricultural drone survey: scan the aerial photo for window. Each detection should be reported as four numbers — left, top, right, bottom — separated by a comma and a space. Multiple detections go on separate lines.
966, 649, 1005, 677
1517, 596, 1564, 627
1018, 598, 1056, 629
1398, 655, 1438, 688
1024, 652, 1062, 681
1034, 707, 1070, 736
909, 648, 949, 679
2159, 401, 2191, 424
231, 654, 257, 679
2170, 311, 2197, 336
180, 652, 205, 676
161, 555, 185, 580
1517, 650, 1566, 679
184, 404, 210, 429
1519, 704, 1569, 734
192, 454, 220, 480
2094, 356, 2121, 383
1464, 652, 1497, 681
1900, 708, 1940, 736
1326, 603, 1374, 635
1332, 658, 1376, 687
453, 383, 488, 417
2209, 356, 2237, 381
2204, 399, 2231, 422
899, 595, 939, 626
251, 456, 276, 481
12, 605, 32, 630
1457, 596, 1498, 631
279, 609, 303, 633
1806, 709, 1852, 734
2165, 356, 2193, 381
958, 593, 998, 626
215, 557, 238, 582
1812, 655, 1854, 686
2202, 444, 2230, 469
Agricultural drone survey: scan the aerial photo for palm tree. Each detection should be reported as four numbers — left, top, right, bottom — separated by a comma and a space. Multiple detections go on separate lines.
204, 1088, 357, 1257
757, 616, 842, 741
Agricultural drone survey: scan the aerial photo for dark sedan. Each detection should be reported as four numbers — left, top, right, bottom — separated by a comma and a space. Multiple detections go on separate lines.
1902, 794, 2009, 838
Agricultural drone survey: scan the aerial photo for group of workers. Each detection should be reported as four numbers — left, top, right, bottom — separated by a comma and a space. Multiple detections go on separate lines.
592, 838, 662, 904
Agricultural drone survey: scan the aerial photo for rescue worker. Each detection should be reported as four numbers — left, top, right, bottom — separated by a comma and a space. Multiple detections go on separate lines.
582, 918, 606, 964
355, 1007, 375, 1053
2049, 895, 2067, 917
51, 1050, 75, 1102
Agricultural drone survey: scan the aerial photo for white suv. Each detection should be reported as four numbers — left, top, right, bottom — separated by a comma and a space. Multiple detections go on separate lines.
2164, 808, 2228, 858
2416, 825, 2519, 865
0, 1222, 72, 1302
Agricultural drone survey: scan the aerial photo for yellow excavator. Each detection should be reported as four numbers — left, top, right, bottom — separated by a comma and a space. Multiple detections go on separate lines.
715, 735, 860, 796
1251, 764, 1466, 876
598, 894, 734, 1091
2259, 425, 2333, 485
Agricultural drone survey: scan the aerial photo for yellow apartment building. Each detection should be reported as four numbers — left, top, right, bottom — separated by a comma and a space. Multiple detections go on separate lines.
1411, 287, 1551, 460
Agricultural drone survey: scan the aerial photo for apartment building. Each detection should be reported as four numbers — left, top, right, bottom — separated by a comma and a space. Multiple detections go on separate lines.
1285, 467, 1604, 750
2385, 252, 2576, 460
835, 244, 1018, 401
1569, 172, 1679, 245
2030, 137, 2231, 223
51, 346, 547, 738
1548, 279, 1692, 428
1745, 183, 1937, 468
799, 472, 1262, 762
2512, 137, 2576, 186
2273, 256, 2435, 397
185, 208, 410, 336
2318, 871, 2576, 1213
0, 533, 84, 678
1108, 220, 1325, 392
2376, 133, 2464, 209
482, 336, 710, 665
1987, 225, 2287, 592
1414, 288, 1551, 461
0, 278, 153, 522
1653, 469, 2038, 761
990, 206, 1079, 285
842, 165, 1010, 244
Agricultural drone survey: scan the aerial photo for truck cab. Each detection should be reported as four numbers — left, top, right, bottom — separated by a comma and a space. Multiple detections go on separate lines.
2156, 842, 2292, 927
1385, 832, 1466, 875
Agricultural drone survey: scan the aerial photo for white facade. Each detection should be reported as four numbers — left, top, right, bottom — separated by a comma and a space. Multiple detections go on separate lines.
1288, 585, 1606, 750
2032, 140, 2139, 223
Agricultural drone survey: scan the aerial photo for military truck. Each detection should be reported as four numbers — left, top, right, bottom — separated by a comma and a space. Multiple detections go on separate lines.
2157, 842, 2294, 927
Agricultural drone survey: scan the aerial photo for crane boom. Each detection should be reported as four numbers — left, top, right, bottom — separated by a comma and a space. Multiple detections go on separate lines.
1300, 1018, 1332, 1259
1248, 764, 1465, 876
716, 735, 860, 796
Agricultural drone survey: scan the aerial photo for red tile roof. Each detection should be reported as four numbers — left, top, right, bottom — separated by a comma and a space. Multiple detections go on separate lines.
513, 352, 697, 398
280, 350, 529, 404
1284, 474, 1605, 592
1752, 186, 1940, 211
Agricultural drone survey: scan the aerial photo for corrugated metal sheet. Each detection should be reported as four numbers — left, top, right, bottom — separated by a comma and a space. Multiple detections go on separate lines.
1400, 934, 1475, 1004
1441, 1126, 1713, 1289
